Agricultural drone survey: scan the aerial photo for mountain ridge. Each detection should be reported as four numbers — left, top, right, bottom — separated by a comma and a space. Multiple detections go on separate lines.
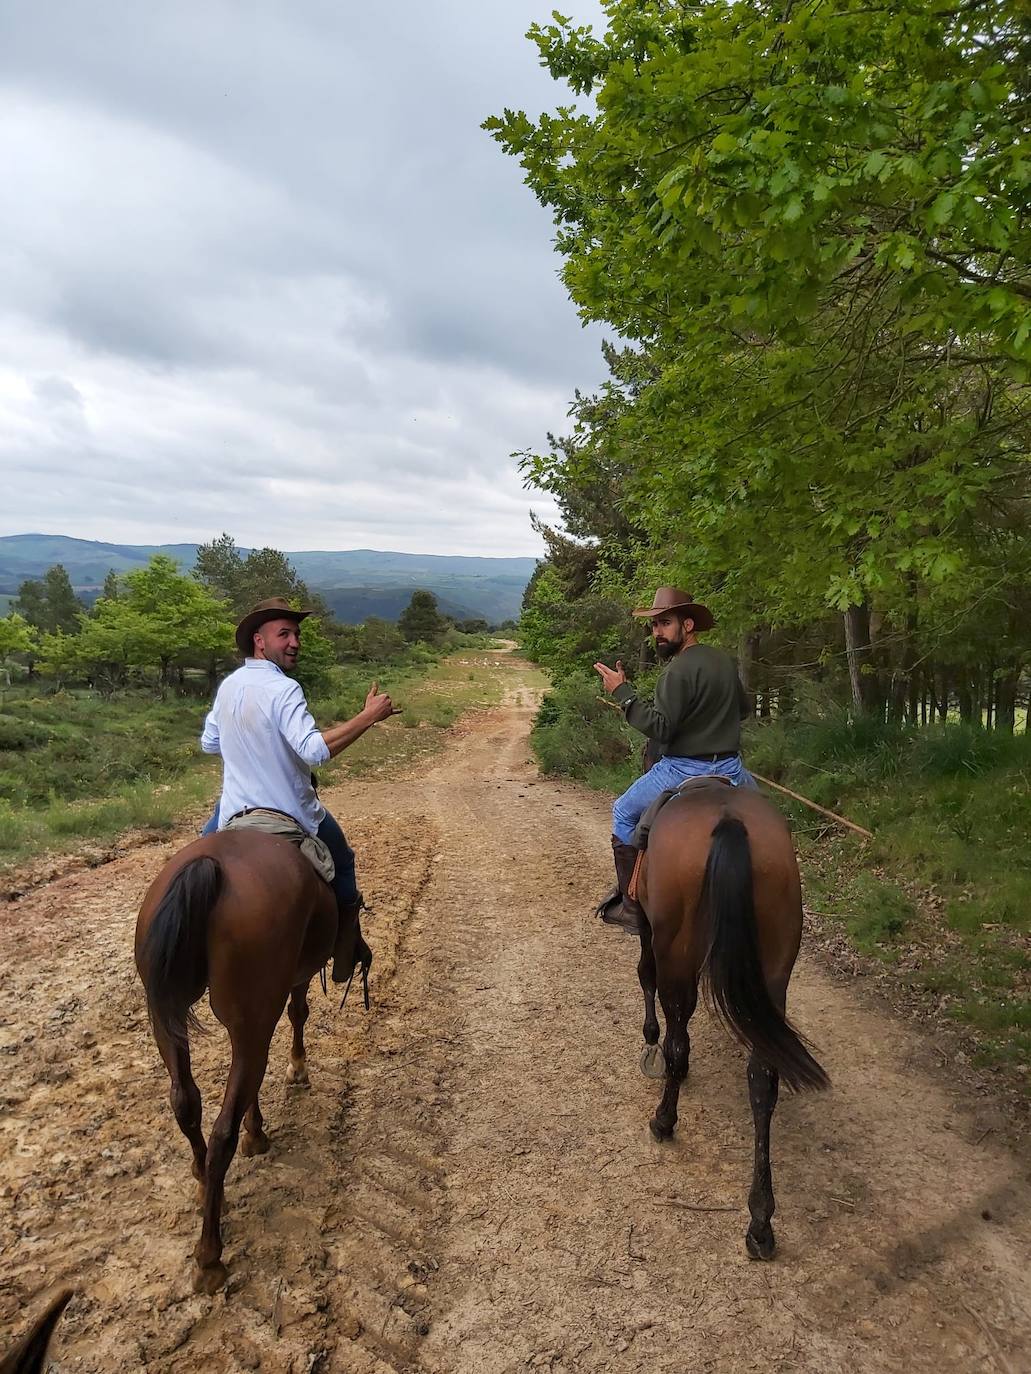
0, 534, 537, 625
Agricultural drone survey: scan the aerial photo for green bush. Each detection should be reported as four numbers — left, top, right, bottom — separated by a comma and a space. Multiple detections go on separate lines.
532, 672, 638, 783
0, 715, 51, 750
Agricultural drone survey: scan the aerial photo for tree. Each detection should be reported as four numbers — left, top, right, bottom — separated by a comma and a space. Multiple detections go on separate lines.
15, 564, 83, 635
292, 617, 337, 699
398, 590, 447, 645
355, 616, 405, 662
0, 613, 37, 683
101, 569, 121, 601
193, 532, 245, 608
47, 555, 235, 690
236, 547, 317, 617
487, 0, 1031, 715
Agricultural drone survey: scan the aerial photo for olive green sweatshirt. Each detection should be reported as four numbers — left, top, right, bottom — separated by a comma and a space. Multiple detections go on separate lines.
612, 643, 750, 757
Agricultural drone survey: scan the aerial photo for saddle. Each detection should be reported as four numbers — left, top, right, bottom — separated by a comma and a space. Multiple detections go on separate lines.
222, 808, 335, 884
632, 774, 734, 850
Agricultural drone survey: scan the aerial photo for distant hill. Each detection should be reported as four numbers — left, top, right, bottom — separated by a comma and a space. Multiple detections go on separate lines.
0, 535, 536, 626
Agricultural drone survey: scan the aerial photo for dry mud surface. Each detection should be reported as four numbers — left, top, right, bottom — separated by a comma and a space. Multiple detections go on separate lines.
2, 653, 1029, 1374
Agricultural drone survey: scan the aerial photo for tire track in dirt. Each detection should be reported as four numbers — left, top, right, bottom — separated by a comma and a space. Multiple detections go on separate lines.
2, 650, 1029, 1373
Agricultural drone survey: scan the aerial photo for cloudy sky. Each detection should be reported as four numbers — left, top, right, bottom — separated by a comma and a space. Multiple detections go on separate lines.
0, 1, 608, 556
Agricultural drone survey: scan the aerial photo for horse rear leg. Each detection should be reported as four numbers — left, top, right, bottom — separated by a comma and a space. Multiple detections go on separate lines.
649, 976, 698, 1141
745, 977, 788, 1260
745, 1052, 780, 1259
637, 926, 664, 1079
285, 983, 310, 1085
194, 1033, 271, 1294
156, 1034, 207, 1185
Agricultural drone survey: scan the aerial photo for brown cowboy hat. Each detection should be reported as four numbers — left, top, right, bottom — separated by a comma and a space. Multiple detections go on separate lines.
235, 597, 313, 656
632, 586, 715, 631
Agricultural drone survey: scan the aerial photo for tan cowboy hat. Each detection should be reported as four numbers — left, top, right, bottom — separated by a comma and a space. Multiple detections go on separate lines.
632, 586, 715, 631
235, 597, 313, 656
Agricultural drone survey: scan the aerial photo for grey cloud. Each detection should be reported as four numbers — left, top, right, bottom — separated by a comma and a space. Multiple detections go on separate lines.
0, 0, 606, 554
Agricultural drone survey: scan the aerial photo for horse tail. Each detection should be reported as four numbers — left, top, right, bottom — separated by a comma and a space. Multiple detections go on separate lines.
698, 815, 829, 1092
140, 856, 222, 1049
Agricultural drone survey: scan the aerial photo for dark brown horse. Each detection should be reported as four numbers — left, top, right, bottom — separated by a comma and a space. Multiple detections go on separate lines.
634, 779, 828, 1259
135, 830, 343, 1294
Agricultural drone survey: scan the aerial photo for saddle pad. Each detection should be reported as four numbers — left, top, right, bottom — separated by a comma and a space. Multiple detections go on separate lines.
632, 775, 733, 850
222, 808, 335, 884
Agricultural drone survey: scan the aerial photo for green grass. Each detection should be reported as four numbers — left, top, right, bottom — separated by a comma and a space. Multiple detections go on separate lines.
746, 714, 1031, 1082
0, 644, 509, 878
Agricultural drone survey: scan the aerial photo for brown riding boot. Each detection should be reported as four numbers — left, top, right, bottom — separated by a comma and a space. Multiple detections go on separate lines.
331, 894, 373, 984
595, 837, 646, 935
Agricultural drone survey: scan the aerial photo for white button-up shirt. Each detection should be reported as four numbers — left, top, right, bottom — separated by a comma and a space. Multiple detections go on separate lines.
201, 659, 330, 835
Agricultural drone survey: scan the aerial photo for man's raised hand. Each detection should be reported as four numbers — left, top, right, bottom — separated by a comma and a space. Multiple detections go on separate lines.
593, 659, 627, 694
365, 681, 400, 722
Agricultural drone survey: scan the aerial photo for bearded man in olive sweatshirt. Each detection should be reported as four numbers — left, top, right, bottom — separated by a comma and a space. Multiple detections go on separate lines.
593, 586, 755, 934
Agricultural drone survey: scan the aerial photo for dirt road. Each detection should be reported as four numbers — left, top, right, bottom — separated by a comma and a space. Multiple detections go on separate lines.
2, 652, 1028, 1374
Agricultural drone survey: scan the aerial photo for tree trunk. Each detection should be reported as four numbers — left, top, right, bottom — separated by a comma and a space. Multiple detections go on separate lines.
996, 670, 1018, 734
935, 670, 949, 722
958, 675, 973, 723
843, 604, 875, 713
737, 631, 759, 695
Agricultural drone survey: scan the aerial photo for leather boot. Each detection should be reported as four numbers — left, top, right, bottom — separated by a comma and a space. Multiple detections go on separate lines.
331, 893, 373, 984
596, 837, 646, 934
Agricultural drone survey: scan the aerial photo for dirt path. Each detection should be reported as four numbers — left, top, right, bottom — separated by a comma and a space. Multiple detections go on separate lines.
1, 652, 1028, 1374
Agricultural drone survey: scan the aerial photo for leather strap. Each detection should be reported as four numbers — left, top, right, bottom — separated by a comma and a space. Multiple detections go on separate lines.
627, 849, 646, 902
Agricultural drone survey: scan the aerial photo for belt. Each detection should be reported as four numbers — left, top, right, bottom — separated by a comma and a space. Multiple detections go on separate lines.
685, 750, 738, 763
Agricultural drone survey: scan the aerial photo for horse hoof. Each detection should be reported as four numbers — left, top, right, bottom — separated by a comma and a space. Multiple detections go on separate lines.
640, 1044, 665, 1080
649, 1116, 674, 1142
240, 1131, 270, 1158
746, 1226, 777, 1261
286, 1061, 309, 1086
193, 1261, 228, 1295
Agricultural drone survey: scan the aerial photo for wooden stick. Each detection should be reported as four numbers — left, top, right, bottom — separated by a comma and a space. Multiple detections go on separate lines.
752, 773, 874, 839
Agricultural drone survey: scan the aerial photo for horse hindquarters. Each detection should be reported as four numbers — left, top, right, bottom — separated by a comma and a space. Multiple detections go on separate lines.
697, 812, 828, 1259
136, 855, 222, 1048
699, 816, 827, 1093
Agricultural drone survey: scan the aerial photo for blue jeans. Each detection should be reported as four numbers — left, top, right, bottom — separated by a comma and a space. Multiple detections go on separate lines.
612, 754, 756, 844
202, 806, 359, 907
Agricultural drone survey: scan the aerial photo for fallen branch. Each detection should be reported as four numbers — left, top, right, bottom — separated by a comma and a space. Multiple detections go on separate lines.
752, 773, 873, 839
961, 1301, 1014, 1374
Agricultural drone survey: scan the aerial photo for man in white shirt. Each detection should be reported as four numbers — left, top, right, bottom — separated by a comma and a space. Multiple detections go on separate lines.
200, 597, 397, 983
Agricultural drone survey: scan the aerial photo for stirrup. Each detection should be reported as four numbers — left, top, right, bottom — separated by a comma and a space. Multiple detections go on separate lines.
596, 887, 646, 934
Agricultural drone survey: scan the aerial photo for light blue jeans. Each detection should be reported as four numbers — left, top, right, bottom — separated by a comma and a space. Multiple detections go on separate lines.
612, 754, 756, 844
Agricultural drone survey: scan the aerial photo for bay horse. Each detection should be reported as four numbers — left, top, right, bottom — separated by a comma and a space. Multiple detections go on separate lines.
633, 778, 828, 1259
135, 830, 347, 1294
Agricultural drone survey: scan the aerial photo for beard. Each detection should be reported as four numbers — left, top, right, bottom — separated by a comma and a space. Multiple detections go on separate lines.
655, 638, 679, 661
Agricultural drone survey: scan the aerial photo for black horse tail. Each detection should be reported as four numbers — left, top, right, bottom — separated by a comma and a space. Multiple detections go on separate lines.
699, 816, 829, 1092
140, 856, 222, 1049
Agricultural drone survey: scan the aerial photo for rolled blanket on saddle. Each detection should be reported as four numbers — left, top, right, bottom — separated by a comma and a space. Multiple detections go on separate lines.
222, 808, 335, 884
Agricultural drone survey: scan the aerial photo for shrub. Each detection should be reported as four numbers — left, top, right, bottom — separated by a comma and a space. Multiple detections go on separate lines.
532, 672, 637, 781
